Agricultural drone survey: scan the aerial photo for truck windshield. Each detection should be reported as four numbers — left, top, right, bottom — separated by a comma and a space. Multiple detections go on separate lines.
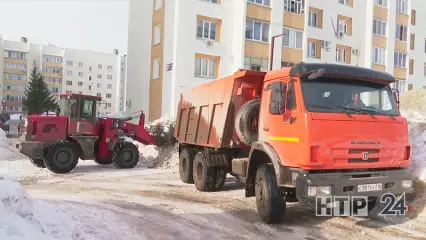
301, 76, 399, 116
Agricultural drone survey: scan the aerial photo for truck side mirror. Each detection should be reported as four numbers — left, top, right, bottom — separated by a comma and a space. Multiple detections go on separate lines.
392, 88, 400, 106
268, 81, 287, 115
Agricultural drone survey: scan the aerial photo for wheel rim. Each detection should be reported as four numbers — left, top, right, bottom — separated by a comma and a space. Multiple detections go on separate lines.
256, 176, 265, 208
181, 157, 187, 173
250, 112, 259, 133
196, 161, 203, 182
122, 150, 135, 163
54, 149, 73, 167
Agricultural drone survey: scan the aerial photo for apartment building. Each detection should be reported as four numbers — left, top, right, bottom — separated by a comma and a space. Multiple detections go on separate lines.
118, 55, 127, 112
1, 37, 124, 114
126, 0, 422, 121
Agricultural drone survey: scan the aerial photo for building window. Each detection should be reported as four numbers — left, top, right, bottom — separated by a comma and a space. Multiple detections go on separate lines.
282, 28, 303, 49
154, 24, 162, 45
107, 65, 113, 71
244, 57, 268, 72
66, 90, 72, 94
51, 87, 61, 94
97, 83, 102, 88
338, 0, 348, 5
201, 0, 218, 3
284, 0, 305, 15
106, 94, 112, 99
98, 64, 102, 69
409, 59, 414, 74
390, 80, 406, 94
78, 91, 82, 94
308, 11, 318, 27
411, 10, 416, 25
42, 67, 62, 74
4, 51, 28, 59
107, 84, 112, 89
338, 19, 348, 34
78, 82, 83, 87
155, 0, 162, 11
97, 93, 101, 97
396, 0, 407, 14
153, 58, 160, 79
336, 48, 347, 63
4, 63, 27, 70
248, 0, 270, 7
372, 47, 386, 65
245, 19, 270, 42
67, 70, 72, 76
307, 42, 317, 58
395, 24, 408, 41
394, 51, 407, 68
195, 57, 216, 78
424, 64, 426, 77
97, 73, 102, 79
107, 103, 112, 108
89, 76, 92, 81
89, 66, 92, 71
107, 75, 112, 80
66, 81, 72, 86
78, 72, 83, 77
197, 20, 217, 41
78, 62, 83, 67
67, 60, 73, 66
374, 0, 388, 7
373, 19, 387, 36
410, 33, 415, 50
281, 62, 295, 68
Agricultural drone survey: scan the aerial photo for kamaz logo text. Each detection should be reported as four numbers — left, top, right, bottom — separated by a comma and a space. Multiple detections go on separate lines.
350, 141, 380, 145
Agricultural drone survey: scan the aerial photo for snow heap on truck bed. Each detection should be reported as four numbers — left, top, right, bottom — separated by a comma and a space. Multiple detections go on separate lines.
0, 173, 81, 240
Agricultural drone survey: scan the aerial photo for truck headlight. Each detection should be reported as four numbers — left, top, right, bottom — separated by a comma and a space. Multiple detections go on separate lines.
401, 180, 412, 189
308, 186, 331, 196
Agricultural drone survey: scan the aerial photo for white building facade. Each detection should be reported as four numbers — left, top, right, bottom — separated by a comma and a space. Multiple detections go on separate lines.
126, 0, 421, 122
1, 37, 124, 114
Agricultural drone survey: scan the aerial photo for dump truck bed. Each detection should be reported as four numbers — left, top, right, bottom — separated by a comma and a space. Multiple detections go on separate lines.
174, 70, 266, 149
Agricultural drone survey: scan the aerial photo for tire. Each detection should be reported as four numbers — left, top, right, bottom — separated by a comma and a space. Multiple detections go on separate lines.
112, 142, 139, 169
192, 151, 217, 192
179, 148, 196, 183
255, 164, 286, 224
235, 99, 260, 146
94, 158, 112, 165
213, 167, 227, 191
30, 158, 46, 168
44, 141, 79, 174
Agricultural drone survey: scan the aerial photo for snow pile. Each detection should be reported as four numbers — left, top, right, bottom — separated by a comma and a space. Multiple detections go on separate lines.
135, 142, 179, 169
0, 172, 81, 240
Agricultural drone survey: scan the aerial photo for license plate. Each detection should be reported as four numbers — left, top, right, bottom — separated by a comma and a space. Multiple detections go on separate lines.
357, 183, 383, 192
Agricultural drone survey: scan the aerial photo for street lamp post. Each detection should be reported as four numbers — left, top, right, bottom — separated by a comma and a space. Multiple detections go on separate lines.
269, 33, 287, 71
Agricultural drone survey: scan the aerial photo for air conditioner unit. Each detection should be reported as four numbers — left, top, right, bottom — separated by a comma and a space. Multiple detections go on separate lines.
352, 48, 360, 55
126, 100, 131, 106
205, 39, 213, 47
337, 31, 344, 39
321, 40, 331, 49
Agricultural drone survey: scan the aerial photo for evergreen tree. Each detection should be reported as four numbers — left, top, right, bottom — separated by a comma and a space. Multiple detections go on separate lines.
23, 65, 58, 115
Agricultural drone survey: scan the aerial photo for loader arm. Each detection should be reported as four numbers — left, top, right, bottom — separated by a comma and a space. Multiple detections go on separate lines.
117, 121, 158, 146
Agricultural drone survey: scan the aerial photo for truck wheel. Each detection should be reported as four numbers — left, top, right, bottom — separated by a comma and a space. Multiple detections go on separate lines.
255, 164, 286, 223
179, 148, 196, 184
193, 152, 217, 192
112, 142, 139, 169
213, 167, 227, 191
235, 99, 260, 146
30, 158, 46, 168
44, 141, 79, 174
94, 158, 112, 165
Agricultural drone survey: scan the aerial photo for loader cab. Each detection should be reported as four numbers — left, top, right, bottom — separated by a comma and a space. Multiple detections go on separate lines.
59, 93, 101, 135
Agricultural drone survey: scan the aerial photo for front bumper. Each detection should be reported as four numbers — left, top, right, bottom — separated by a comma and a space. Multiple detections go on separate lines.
295, 168, 414, 207
20, 141, 46, 159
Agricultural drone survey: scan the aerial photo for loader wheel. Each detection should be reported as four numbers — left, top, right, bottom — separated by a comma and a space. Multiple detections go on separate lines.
179, 148, 196, 184
112, 142, 139, 169
30, 158, 46, 168
213, 167, 227, 191
235, 99, 260, 146
44, 141, 79, 174
94, 157, 113, 165
255, 164, 286, 224
193, 151, 217, 192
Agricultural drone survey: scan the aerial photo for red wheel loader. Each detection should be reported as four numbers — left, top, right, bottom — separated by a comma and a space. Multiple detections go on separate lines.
19, 93, 157, 174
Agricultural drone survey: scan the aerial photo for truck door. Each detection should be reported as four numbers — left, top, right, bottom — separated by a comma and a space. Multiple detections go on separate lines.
262, 78, 304, 167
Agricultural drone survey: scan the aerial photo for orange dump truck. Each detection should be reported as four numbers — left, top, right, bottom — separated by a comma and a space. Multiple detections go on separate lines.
174, 63, 414, 223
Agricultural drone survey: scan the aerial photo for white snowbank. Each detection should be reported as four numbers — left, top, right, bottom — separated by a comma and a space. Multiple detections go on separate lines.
134, 142, 178, 169
0, 173, 81, 240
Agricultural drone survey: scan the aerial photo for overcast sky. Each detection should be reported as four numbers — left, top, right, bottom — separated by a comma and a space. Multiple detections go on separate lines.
0, 0, 129, 54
